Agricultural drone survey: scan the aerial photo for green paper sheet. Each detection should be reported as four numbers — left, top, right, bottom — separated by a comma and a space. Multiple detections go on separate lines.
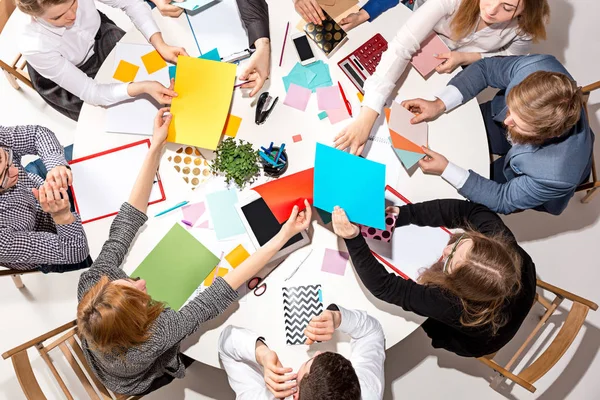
131, 223, 220, 310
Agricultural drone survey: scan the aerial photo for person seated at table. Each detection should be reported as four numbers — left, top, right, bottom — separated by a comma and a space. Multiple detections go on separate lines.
76, 109, 312, 397
331, 0, 550, 155
218, 306, 384, 399
331, 199, 536, 358
16, 0, 188, 121
0, 125, 90, 273
405, 55, 592, 215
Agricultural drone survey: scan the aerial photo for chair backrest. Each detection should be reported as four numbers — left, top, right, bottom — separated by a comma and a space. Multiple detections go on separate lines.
479, 279, 598, 393
0, 0, 16, 34
1, 320, 140, 400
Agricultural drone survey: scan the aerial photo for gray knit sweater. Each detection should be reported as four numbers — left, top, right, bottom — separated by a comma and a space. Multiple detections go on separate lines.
77, 203, 239, 395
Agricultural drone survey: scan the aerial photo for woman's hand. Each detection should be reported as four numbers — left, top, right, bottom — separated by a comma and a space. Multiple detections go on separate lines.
149, 0, 184, 17
239, 38, 270, 97
46, 165, 72, 189
434, 51, 481, 74
339, 9, 370, 31
151, 107, 171, 149
149, 32, 189, 64
280, 200, 312, 239
32, 182, 74, 224
385, 205, 400, 215
418, 146, 449, 175
400, 98, 446, 124
294, 0, 325, 25
304, 310, 341, 345
332, 206, 360, 239
333, 107, 379, 155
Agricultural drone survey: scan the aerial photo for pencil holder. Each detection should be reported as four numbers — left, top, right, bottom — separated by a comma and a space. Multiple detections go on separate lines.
261, 147, 288, 178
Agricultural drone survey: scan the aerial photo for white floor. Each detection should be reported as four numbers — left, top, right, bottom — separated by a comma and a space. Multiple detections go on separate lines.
1, 0, 600, 399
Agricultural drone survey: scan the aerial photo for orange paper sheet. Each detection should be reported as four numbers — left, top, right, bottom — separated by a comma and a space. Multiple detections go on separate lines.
253, 168, 314, 224
222, 114, 242, 137
141, 50, 167, 74
225, 244, 250, 268
113, 60, 139, 83
385, 107, 426, 153
203, 266, 228, 286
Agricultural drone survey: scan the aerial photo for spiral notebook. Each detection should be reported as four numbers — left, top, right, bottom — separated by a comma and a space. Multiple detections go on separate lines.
363, 126, 400, 187
282, 284, 323, 345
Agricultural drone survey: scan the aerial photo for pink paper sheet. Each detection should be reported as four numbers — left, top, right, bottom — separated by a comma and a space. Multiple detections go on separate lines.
284, 83, 312, 111
327, 107, 350, 124
316, 86, 344, 111
410, 33, 451, 77
182, 202, 206, 226
321, 248, 350, 276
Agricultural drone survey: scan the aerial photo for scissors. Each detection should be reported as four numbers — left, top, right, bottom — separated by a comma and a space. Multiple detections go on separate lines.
248, 259, 285, 296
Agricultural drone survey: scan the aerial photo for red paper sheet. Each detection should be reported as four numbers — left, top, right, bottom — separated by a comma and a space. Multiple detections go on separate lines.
253, 168, 314, 223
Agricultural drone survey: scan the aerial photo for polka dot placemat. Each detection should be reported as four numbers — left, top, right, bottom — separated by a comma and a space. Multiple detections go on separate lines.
167, 146, 212, 190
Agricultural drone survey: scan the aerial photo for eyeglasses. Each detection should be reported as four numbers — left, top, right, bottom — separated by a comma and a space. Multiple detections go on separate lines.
443, 233, 466, 275
0, 147, 13, 190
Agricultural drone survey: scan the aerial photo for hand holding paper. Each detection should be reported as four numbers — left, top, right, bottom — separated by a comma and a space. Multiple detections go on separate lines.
400, 98, 446, 124
418, 146, 449, 175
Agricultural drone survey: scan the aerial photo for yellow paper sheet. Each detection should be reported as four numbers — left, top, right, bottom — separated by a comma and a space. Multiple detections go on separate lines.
225, 244, 250, 268
203, 266, 229, 286
222, 114, 242, 137
113, 60, 139, 83
168, 56, 237, 150
141, 50, 167, 74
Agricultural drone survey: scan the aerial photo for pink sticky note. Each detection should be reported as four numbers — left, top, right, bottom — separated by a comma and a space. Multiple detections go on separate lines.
182, 202, 206, 226
321, 249, 350, 276
410, 33, 451, 77
316, 86, 343, 111
284, 83, 312, 111
197, 220, 210, 229
327, 107, 350, 124
293, 134, 303, 143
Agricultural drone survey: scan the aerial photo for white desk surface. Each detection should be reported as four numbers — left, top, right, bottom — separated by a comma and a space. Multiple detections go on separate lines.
75, 0, 489, 370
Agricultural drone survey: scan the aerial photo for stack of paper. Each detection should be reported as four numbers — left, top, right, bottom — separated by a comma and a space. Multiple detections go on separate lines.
282, 61, 332, 93
386, 102, 427, 169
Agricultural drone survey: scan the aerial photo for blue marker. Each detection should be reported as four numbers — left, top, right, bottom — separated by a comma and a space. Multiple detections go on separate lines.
154, 201, 189, 217
274, 143, 286, 164
259, 151, 279, 166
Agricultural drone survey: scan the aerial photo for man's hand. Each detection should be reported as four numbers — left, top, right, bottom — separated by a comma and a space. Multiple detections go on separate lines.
32, 182, 74, 225
239, 38, 271, 97
304, 309, 342, 345
294, 0, 325, 25
46, 165, 72, 189
339, 9, 370, 31
400, 98, 446, 124
149, 0, 184, 18
331, 206, 359, 239
418, 146, 449, 175
255, 342, 297, 398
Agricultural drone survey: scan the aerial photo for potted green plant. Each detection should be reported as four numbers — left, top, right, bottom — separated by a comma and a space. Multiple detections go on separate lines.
211, 137, 260, 187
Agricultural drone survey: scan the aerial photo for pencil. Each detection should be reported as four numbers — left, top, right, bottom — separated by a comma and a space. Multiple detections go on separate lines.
279, 22, 290, 67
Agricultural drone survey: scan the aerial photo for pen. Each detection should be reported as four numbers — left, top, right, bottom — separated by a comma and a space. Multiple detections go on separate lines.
274, 143, 285, 164
338, 81, 352, 117
155, 201, 189, 217
279, 22, 290, 67
285, 248, 314, 281
234, 81, 250, 88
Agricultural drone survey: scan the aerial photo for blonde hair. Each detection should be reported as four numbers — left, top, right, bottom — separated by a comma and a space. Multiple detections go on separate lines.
77, 276, 165, 354
16, 0, 70, 16
507, 71, 584, 142
450, 0, 550, 43
418, 231, 522, 334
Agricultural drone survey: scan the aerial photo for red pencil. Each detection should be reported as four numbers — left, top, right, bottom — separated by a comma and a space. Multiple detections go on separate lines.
338, 81, 353, 117
279, 22, 290, 67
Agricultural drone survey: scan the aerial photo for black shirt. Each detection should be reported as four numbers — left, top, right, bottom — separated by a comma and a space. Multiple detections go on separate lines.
344, 199, 536, 357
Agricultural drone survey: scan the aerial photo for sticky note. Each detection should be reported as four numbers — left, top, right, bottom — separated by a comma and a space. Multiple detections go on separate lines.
168, 65, 177, 80
327, 107, 350, 124
141, 50, 167, 74
313, 143, 385, 229
113, 60, 139, 83
182, 202, 206, 226
292, 134, 303, 143
318, 111, 328, 120
205, 188, 246, 240
410, 32, 450, 77
316, 86, 343, 110
284, 83, 312, 111
222, 114, 242, 137
225, 244, 250, 268
321, 249, 349, 276
168, 56, 236, 150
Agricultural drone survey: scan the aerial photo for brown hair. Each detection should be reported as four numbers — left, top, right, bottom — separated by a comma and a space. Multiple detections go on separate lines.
298, 352, 361, 400
450, 0, 550, 43
418, 231, 522, 334
77, 276, 165, 354
506, 71, 584, 144
16, 0, 71, 16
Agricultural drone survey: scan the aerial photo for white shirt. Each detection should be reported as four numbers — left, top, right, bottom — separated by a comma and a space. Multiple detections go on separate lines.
218, 306, 386, 400
20, 0, 160, 106
362, 0, 531, 113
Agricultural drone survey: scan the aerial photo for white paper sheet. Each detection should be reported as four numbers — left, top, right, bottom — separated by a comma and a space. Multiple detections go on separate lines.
105, 43, 170, 135
186, 0, 249, 58
366, 188, 451, 281
70, 141, 165, 223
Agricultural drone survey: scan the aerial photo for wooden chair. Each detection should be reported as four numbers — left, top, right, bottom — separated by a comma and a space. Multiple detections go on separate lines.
478, 279, 598, 393
2, 320, 143, 400
575, 80, 600, 203
0, 267, 40, 288
0, 0, 33, 90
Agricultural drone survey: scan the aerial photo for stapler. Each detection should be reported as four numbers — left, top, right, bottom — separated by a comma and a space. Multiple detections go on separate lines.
255, 92, 278, 125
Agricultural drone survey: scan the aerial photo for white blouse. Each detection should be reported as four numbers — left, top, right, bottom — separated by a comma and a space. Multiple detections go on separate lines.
20, 0, 160, 107
362, 0, 531, 113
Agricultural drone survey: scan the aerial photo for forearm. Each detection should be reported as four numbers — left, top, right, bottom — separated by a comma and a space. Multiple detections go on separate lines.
459, 52, 482, 66
362, 0, 399, 22
236, 0, 270, 46
127, 143, 163, 213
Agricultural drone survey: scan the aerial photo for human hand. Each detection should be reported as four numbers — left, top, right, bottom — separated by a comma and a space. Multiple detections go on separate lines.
333, 108, 378, 155
143, 79, 178, 104
239, 38, 270, 97
339, 9, 370, 31
152, 107, 171, 149
385, 205, 400, 215
331, 206, 359, 239
280, 200, 312, 239
46, 165, 72, 189
294, 0, 325, 25
400, 98, 446, 124
434, 51, 466, 74
155, 43, 189, 64
304, 310, 341, 345
149, 0, 184, 17
418, 146, 449, 175
255, 343, 297, 398
32, 181, 73, 224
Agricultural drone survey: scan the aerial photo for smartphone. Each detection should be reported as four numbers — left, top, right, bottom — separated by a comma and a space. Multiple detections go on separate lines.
291, 32, 317, 65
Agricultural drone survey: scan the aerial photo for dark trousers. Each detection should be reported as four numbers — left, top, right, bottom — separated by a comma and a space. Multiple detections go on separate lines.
138, 354, 196, 396
480, 102, 510, 184
28, 12, 125, 121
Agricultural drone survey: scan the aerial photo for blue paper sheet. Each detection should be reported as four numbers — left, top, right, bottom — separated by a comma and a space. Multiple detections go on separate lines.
394, 148, 424, 169
169, 65, 177, 80
313, 143, 386, 229
283, 61, 332, 92
205, 189, 246, 240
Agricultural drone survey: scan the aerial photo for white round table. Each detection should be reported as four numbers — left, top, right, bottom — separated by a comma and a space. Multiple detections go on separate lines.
75, 0, 489, 371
